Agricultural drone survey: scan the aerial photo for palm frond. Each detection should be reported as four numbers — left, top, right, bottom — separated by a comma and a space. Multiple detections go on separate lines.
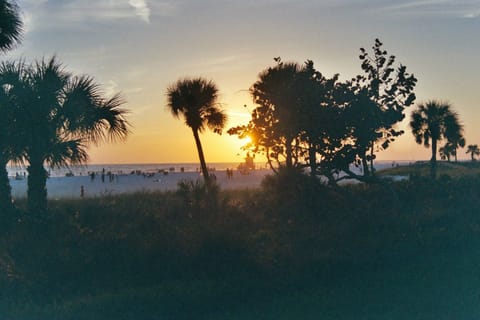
166, 77, 222, 134
0, 0, 23, 52
45, 138, 89, 168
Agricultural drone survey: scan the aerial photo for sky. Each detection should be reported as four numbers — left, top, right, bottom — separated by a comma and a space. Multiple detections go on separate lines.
5, 0, 480, 164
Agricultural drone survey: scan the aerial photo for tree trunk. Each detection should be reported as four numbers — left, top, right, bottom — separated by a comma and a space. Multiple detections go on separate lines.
0, 155, 14, 215
308, 142, 317, 177
430, 138, 438, 179
285, 138, 293, 169
192, 129, 210, 186
369, 143, 375, 176
265, 147, 278, 175
27, 158, 48, 215
361, 150, 370, 177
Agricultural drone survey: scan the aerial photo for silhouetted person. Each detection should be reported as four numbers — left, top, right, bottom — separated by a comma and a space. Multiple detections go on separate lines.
80, 185, 84, 198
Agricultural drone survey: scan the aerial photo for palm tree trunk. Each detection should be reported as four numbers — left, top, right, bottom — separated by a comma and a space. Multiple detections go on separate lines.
27, 158, 48, 215
192, 129, 210, 185
0, 155, 14, 214
431, 138, 438, 179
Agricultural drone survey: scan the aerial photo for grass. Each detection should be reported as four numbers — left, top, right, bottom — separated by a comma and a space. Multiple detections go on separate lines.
1, 173, 480, 319
378, 160, 480, 178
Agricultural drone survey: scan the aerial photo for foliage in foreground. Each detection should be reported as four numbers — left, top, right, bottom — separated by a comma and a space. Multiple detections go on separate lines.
1, 174, 480, 319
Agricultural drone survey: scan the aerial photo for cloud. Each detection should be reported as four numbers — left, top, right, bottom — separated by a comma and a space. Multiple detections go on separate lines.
18, 0, 159, 29
463, 11, 480, 18
375, 0, 480, 19
129, 0, 151, 23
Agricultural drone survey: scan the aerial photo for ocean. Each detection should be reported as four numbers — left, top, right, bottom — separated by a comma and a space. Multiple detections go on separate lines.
6, 162, 258, 178
6, 160, 414, 178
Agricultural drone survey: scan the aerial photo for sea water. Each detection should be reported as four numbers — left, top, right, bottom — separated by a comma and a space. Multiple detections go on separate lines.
6, 160, 413, 178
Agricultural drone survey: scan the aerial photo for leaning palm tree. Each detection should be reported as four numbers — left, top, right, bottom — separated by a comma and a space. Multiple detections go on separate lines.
166, 78, 227, 186
0, 0, 23, 52
410, 100, 462, 179
466, 144, 480, 161
2, 57, 130, 214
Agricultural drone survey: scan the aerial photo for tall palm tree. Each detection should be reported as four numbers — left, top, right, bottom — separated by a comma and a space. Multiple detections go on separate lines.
0, 0, 22, 52
466, 144, 480, 161
0, 60, 24, 214
410, 100, 462, 179
1, 57, 130, 214
166, 78, 227, 185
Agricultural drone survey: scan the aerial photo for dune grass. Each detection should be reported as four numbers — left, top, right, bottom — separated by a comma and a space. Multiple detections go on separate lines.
378, 160, 480, 178
1, 173, 480, 319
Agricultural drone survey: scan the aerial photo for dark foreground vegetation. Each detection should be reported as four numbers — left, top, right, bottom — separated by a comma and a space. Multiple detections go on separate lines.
1, 171, 480, 319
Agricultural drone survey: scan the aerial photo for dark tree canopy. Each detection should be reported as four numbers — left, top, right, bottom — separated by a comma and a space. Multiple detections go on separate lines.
0, 0, 23, 52
229, 40, 417, 185
347, 38, 417, 177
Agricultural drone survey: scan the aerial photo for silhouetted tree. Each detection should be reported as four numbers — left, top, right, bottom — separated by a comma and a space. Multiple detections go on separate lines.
0, 61, 24, 214
229, 59, 299, 172
1, 57, 130, 214
229, 59, 341, 177
166, 78, 227, 186
0, 0, 22, 52
348, 38, 417, 178
439, 142, 455, 162
466, 144, 480, 161
444, 117, 465, 162
0, 0, 22, 217
410, 100, 462, 179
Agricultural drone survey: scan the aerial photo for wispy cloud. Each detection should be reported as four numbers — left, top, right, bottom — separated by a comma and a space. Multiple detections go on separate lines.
375, 0, 480, 19
129, 0, 151, 23
18, 0, 177, 31
463, 10, 480, 18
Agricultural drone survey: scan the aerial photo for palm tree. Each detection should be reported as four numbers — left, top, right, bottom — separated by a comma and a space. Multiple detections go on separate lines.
0, 0, 22, 52
166, 78, 227, 186
0, 60, 24, 214
1, 57, 130, 214
439, 142, 455, 162
466, 144, 480, 161
410, 100, 462, 179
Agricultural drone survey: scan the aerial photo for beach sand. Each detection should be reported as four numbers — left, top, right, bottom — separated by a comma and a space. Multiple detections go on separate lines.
9, 169, 271, 200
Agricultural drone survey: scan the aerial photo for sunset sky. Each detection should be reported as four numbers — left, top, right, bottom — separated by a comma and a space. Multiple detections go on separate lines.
5, 0, 480, 164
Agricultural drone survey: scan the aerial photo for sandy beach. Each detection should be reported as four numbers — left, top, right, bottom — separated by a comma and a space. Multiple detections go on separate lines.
9, 169, 272, 200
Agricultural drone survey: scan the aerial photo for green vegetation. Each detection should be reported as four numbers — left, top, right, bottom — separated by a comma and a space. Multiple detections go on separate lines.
2, 173, 480, 319
379, 161, 480, 178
